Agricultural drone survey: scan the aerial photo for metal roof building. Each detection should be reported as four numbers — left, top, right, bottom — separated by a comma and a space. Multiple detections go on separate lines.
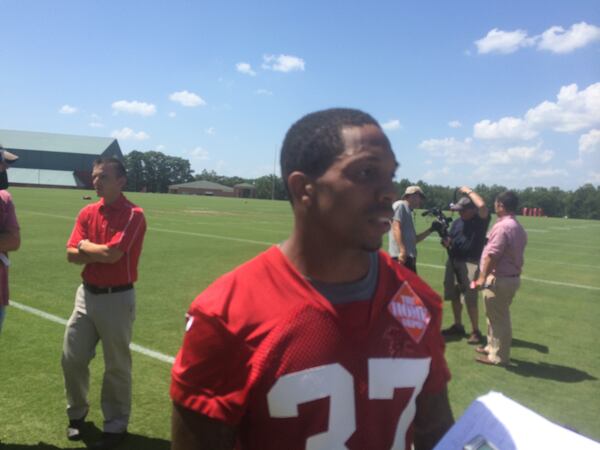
168, 180, 256, 198
0, 129, 123, 188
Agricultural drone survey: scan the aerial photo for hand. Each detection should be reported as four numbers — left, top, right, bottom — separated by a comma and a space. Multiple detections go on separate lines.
459, 186, 472, 194
77, 239, 90, 253
398, 253, 407, 263
441, 237, 451, 248
430, 221, 443, 234
472, 276, 485, 289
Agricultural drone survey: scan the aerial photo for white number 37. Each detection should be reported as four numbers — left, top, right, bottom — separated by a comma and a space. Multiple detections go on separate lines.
267, 358, 431, 450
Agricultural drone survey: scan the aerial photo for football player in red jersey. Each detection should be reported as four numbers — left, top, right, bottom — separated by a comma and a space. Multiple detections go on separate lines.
171, 108, 454, 450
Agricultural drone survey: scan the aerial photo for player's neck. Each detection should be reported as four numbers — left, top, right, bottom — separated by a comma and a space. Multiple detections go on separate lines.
281, 232, 371, 284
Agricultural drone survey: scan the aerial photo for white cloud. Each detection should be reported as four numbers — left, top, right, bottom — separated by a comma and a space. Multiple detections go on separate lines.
474, 117, 537, 140
587, 171, 600, 184
189, 146, 210, 160
525, 83, 600, 133
89, 121, 104, 128
538, 22, 600, 54
419, 137, 474, 163
59, 104, 78, 114
205, 127, 216, 135
448, 120, 462, 128
111, 127, 150, 141
475, 28, 534, 54
236, 62, 256, 76
381, 119, 402, 131
112, 100, 156, 116
579, 129, 600, 155
476, 22, 600, 55
488, 145, 553, 164
255, 88, 273, 96
529, 168, 568, 178
156, 144, 166, 151
169, 90, 206, 107
422, 166, 451, 182
262, 54, 305, 72
168, 111, 176, 118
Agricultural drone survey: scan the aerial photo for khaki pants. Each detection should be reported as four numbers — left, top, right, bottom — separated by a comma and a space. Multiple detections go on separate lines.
443, 258, 479, 308
482, 275, 520, 364
61, 284, 136, 433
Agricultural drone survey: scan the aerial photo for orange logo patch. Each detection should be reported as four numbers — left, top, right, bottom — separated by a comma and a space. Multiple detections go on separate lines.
387, 282, 431, 343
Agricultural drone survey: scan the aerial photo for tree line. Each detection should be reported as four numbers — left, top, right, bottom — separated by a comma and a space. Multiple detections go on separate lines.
123, 151, 599, 220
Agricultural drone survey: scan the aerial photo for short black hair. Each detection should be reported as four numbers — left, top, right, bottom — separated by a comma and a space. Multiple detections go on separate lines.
94, 157, 126, 179
496, 190, 519, 213
280, 108, 383, 197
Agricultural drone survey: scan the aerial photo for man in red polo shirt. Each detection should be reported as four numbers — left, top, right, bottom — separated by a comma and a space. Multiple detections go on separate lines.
62, 157, 146, 450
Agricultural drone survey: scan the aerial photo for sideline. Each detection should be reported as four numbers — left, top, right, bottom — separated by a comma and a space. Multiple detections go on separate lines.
9, 301, 176, 364
419, 263, 600, 292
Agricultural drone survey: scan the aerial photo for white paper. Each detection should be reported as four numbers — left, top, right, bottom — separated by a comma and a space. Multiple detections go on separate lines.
434, 391, 600, 450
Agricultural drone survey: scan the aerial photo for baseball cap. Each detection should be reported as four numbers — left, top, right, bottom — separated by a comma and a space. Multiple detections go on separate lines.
0, 147, 18, 165
450, 196, 476, 211
402, 185, 425, 199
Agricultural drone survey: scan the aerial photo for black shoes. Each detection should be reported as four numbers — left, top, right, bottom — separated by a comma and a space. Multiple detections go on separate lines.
66, 417, 86, 441
441, 323, 466, 337
66, 416, 127, 449
90, 431, 128, 450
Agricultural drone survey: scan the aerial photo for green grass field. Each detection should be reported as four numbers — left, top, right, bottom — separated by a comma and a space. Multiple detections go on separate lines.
1, 186, 599, 449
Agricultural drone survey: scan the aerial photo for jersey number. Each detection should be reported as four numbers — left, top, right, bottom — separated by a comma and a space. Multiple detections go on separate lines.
267, 358, 431, 450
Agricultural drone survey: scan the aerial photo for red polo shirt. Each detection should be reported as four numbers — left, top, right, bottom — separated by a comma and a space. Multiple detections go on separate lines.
67, 194, 146, 287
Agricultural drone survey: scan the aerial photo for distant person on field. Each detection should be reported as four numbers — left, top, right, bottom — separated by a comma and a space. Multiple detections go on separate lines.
388, 185, 434, 273
62, 157, 146, 449
473, 190, 527, 366
441, 186, 490, 345
0, 146, 21, 335
170, 108, 453, 450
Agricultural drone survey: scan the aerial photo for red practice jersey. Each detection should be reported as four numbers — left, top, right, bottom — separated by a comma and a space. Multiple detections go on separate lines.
171, 247, 450, 450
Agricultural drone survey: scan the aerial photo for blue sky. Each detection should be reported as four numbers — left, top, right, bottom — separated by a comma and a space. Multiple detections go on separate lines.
1, 0, 599, 190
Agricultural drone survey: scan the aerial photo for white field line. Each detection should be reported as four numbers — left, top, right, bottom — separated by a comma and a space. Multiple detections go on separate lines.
21, 210, 600, 290
419, 263, 600, 291
9, 301, 175, 364
20, 211, 274, 246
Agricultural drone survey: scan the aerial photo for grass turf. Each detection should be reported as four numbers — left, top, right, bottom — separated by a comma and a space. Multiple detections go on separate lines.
1, 186, 598, 448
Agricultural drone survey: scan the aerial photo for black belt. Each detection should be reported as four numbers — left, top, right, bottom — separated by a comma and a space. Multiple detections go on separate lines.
83, 282, 134, 295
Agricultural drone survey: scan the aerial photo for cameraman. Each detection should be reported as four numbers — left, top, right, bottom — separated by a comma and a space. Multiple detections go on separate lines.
389, 185, 433, 273
441, 186, 490, 344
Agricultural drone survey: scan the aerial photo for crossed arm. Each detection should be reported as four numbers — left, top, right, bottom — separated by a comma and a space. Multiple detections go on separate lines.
66, 239, 124, 265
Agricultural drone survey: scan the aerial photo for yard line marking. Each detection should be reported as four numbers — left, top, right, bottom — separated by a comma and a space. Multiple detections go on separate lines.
525, 257, 600, 270
10, 301, 176, 364
149, 227, 272, 246
21, 211, 274, 246
419, 263, 600, 291
18, 210, 600, 290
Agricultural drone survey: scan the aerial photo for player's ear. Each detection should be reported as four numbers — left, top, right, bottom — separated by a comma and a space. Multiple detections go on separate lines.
287, 171, 314, 207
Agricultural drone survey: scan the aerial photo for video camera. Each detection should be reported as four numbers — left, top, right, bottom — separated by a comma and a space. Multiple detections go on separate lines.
422, 207, 452, 239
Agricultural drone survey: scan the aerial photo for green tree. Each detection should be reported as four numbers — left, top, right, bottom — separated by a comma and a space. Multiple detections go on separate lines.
123, 150, 194, 193
254, 175, 287, 200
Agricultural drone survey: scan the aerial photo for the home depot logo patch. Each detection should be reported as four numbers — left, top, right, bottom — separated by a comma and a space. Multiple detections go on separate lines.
388, 282, 431, 343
